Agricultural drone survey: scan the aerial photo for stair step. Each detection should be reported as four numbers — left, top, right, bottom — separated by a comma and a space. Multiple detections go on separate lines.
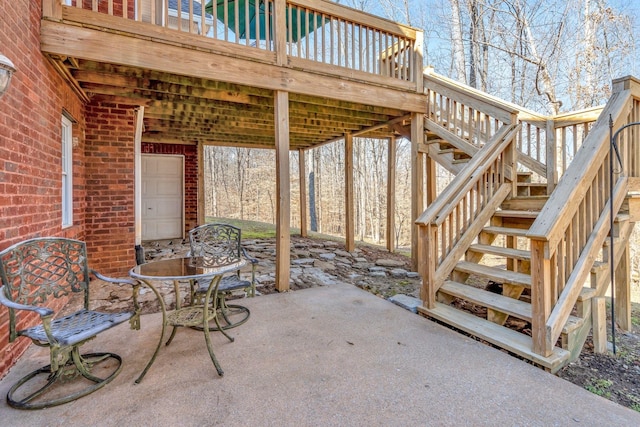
418, 302, 571, 372
468, 244, 530, 261
440, 281, 584, 335
516, 172, 533, 183
451, 158, 471, 165
577, 286, 597, 302
438, 148, 470, 160
501, 196, 548, 211
493, 210, 539, 219
441, 280, 531, 320
455, 261, 532, 287
482, 226, 530, 238
516, 183, 547, 197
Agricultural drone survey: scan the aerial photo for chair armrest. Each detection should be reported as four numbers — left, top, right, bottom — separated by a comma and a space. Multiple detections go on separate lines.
241, 247, 258, 265
91, 270, 138, 287
90, 271, 141, 330
0, 286, 54, 317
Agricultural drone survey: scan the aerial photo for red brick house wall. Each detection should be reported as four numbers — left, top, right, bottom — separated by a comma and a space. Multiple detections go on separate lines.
0, 0, 87, 377
0, 0, 202, 380
84, 102, 137, 276
142, 143, 199, 235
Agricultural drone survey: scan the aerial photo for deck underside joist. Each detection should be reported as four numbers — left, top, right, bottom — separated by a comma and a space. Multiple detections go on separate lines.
42, 17, 426, 149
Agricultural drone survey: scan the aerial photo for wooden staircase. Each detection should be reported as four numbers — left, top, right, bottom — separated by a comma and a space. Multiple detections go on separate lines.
420, 206, 635, 372
415, 72, 640, 373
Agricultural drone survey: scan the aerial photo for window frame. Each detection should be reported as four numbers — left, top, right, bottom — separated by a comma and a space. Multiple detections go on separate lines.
61, 115, 73, 228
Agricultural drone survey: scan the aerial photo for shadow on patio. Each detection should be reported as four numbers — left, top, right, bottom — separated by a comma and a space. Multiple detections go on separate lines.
2, 279, 639, 425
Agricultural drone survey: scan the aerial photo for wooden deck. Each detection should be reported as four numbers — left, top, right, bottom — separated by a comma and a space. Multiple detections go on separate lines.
38, 1, 640, 370
42, 0, 426, 148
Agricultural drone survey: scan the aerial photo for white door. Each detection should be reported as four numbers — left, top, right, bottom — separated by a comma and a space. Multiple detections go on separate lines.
142, 154, 184, 240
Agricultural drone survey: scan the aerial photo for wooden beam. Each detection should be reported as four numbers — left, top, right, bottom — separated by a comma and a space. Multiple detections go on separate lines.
531, 239, 553, 357
299, 149, 308, 237
426, 155, 436, 205
386, 136, 396, 252
615, 245, 631, 331
411, 112, 425, 270
41, 21, 427, 113
592, 297, 608, 354
345, 133, 355, 252
274, 91, 291, 292
274, 0, 287, 66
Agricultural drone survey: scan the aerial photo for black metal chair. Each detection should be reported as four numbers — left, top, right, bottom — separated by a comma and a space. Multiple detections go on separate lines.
188, 223, 258, 329
0, 238, 139, 409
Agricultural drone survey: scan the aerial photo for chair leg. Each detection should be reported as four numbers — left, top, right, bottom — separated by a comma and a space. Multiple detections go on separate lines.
7, 347, 123, 410
165, 326, 179, 346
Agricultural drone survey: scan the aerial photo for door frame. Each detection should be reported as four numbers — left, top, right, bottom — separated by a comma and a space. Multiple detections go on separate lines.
140, 153, 185, 241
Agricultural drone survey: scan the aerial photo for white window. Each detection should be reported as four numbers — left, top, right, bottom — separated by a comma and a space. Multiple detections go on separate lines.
61, 115, 73, 228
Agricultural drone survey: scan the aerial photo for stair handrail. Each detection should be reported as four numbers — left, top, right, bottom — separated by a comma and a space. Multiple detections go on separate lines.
526, 76, 640, 356
424, 69, 523, 125
416, 124, 518, 226
423, 69, 604, 184
417, 123, 520, 307
423, 70, 547, 174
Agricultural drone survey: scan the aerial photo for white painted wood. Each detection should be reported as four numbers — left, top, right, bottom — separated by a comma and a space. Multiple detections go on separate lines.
142, 154, 184, 240
134, 106, 144, 245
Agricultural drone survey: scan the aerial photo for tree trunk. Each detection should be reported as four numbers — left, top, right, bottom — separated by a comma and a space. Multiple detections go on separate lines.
450, 0, 467, 83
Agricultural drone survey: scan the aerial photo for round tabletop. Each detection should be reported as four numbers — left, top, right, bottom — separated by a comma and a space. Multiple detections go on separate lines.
130, 257, 245, 281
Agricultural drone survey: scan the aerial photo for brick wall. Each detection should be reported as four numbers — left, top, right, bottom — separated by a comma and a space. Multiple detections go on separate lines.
142, 143, 199, 234
84, 102, 138, 276
0, 0, 86, 378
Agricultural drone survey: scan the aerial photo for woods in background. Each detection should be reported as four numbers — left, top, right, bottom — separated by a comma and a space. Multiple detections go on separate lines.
203, 139, 417, 248
203, 0, 637, 251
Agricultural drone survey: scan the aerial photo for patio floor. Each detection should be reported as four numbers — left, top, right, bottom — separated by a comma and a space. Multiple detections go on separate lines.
1, 280, 638, 426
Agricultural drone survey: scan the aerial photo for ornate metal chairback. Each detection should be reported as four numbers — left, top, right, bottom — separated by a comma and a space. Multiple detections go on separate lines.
0, 237, 137, 409
0, 238, 90, 307
189, 223, 242, 267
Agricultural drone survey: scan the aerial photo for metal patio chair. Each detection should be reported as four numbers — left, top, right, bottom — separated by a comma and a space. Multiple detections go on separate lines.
0, 237, 140, 409
188, 223, 258, 329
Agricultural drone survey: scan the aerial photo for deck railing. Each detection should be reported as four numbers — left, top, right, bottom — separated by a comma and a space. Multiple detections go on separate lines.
527, 77, 640, 356
51, 0, 421, 89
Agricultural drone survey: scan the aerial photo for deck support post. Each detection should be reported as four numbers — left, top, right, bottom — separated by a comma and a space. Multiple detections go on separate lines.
531, 239, 553, 357
615, 244, 631, 331
274, 90, 290, 292
411, 112, 425, 271
345, 133, 355, 252
299, 149, 308, 237
42, 0, 62, 19
546, 119, 558, 193
386, 136, 396, 252
273, 0, 287, 66
592, 297, 608, 354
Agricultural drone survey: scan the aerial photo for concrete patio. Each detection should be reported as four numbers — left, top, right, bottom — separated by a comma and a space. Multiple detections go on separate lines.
1, 280, 639, 426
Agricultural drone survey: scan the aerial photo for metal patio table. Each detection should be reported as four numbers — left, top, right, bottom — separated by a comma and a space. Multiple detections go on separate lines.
130, 256, 245, 383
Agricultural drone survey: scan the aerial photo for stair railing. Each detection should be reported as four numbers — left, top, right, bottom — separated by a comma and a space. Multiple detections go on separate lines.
423, 70, 603, 187
423, 70, 547, 176
417, 123, 521, 308
527, 77, 640, 357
